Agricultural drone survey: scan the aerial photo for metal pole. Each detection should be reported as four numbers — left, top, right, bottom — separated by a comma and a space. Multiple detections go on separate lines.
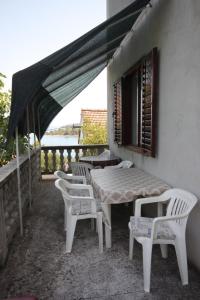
32, 104, 36, 149
37, 109, 41, 148
15, 127, 23, 236
27, 107, 32, 208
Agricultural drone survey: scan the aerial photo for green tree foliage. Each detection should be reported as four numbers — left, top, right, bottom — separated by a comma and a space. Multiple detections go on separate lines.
0, 73, 27, 167
81, 118, 107, 145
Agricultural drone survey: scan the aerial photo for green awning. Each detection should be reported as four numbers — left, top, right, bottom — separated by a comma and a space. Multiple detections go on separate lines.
8, 0, 150, 138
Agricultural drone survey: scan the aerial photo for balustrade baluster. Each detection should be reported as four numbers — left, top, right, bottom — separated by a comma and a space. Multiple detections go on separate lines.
97, 147, 103, 155
83, 148, 87, 156
75, 149, 79, 162
60, 149, 64, 171
44, 150, 49, 173
67, 149, 72, 165
41, 144, 108, 174
88, 148, 92, 156
52, 150, 56, 172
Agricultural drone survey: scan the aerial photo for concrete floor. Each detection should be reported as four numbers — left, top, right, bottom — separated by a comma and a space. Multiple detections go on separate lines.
0, 180, 200, 300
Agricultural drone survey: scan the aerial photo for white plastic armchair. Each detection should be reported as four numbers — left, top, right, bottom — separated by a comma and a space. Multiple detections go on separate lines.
98, 149, 110, 158
70, 162, 94, 184
54, 170, 94, 231
104, 160, 133, 170
54, 170, 87, 184
55, 179, 103, 253
129, 188, 198, 292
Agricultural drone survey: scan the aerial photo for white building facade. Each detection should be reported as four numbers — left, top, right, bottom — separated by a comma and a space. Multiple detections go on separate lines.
107, 0, 200, 270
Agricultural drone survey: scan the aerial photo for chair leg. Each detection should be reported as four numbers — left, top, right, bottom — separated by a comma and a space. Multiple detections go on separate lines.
96, 219, 98, 233
91, 219, 95, 231
160, 244, 168, 258
105, 224, 112, 248
129, 230, 134, 260
97, 213, 103, 253
142, 241, 153, 293
175, 238, 188, 285
65, 216, 77, 253
64, 207, 67, 231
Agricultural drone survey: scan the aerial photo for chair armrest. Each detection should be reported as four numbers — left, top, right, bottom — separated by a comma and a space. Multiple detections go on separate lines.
69, 195, 98, 214
67, 194, 97, 211
151, 213, 188, 239
69, 195, 94, 202
54, 171, 87, 184
153, 214, 188, 224
135, 195, 168, 217
66, 182, 94, 197
64, 175, 87, 184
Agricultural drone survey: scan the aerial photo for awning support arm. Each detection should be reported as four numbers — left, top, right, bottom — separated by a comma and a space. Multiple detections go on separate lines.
26, 107, 32, 208
32, 104, 36, 149
37, 109, 41, 147
15, 127, 23, 236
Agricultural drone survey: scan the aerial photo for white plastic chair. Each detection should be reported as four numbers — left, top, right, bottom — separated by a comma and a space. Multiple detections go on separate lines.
54, 170, 87, 184
129, 188, 198, 292
98, 149, 110, 158
54, 170, 96, 231
104, 160, 133, 169
55, 178, 103, 253
70, 162, 94, 184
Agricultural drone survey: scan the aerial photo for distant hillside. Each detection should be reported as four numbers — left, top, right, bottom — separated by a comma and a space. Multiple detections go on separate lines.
46, 124, 80, 136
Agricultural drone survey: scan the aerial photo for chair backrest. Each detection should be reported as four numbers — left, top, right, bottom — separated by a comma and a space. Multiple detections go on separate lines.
98, 149, 110, 159
55, 178, 71, 202
54, 170, 67, 180
161, 188, 198, 232
70, 162, 93, 183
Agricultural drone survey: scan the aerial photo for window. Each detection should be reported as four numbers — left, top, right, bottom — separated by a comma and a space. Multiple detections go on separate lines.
113, 48, 158, 157
113, 79, 122, 144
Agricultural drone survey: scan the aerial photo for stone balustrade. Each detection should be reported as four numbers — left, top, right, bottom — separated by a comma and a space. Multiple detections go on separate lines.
41, 144, 108, 174
0, 144, 108, 265
0, 149, 41, 266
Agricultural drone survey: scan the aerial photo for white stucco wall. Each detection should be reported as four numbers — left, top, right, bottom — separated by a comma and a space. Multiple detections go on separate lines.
107, 0, 200, 270
106, 0, 134, 17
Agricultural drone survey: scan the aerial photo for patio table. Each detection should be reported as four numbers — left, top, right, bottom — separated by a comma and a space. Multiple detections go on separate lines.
91, 167, 170, 247
80, 155, 121, 168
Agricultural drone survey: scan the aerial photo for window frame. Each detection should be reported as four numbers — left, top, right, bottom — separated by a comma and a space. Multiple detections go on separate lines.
113, 47, 158, 157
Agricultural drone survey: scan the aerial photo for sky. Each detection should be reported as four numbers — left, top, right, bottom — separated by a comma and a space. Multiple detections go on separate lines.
1, 0, 107, 129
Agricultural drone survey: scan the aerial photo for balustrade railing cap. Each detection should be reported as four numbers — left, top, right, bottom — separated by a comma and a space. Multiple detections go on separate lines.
41, 144, 108, 150
0, 149, 39, 187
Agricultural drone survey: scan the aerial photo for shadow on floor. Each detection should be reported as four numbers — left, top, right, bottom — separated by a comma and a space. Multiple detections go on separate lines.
0, 180, 200, 300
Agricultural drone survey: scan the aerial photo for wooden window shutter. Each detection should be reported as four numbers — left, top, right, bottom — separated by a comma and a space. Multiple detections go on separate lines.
140, 48, 158, 157
113, 79, 122, 144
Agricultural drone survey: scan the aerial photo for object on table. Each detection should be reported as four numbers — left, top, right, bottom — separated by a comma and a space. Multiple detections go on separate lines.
104, 160, 133, 169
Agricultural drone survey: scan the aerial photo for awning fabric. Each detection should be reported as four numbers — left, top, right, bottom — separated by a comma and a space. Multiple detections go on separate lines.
8, 0, 150, 139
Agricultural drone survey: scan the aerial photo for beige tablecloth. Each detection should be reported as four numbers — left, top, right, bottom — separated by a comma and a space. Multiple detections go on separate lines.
91, 168, 170, 204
